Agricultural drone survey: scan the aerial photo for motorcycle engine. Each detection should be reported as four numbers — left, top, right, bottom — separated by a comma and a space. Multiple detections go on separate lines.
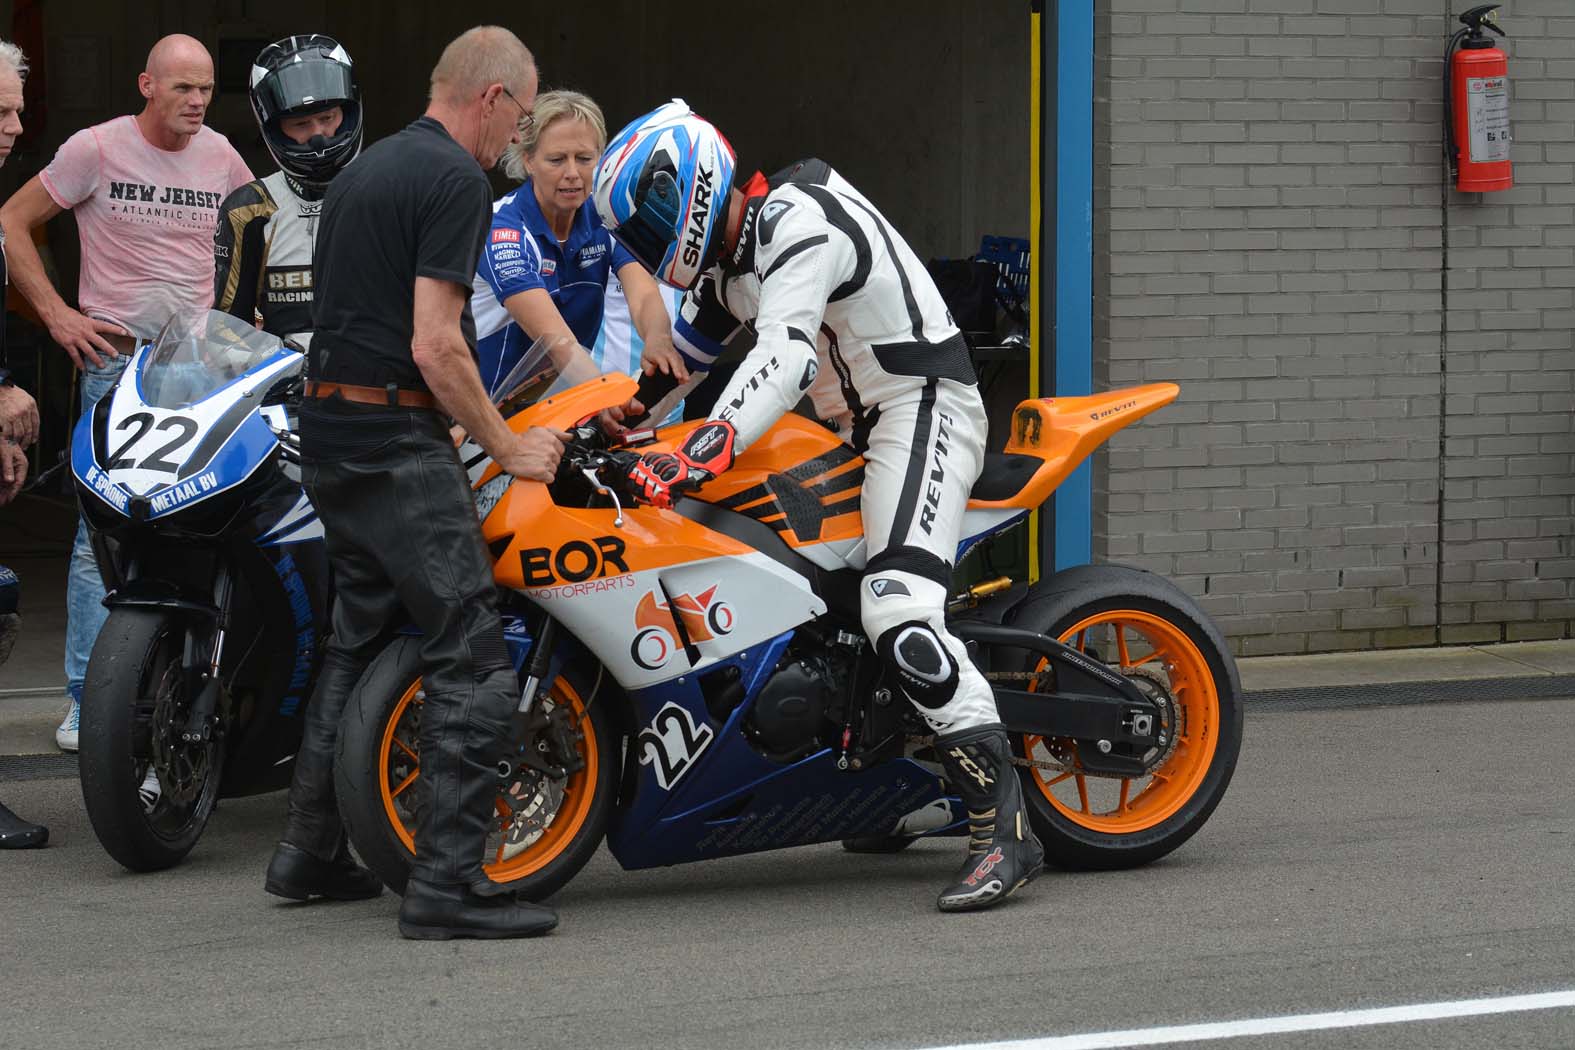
746, 654, 836, 762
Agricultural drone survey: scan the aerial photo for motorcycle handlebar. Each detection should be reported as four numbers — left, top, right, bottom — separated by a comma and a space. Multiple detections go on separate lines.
559, 431, 642, 493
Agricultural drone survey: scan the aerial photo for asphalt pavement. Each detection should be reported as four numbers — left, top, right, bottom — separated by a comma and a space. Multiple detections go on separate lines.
3, 691, 1574, 1050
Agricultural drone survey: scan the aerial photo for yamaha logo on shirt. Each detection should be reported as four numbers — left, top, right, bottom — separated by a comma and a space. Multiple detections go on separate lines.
577, 243, 607, 269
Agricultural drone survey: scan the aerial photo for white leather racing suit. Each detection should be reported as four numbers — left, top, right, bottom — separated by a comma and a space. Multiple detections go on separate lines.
213, 170, 323, 347
652, 159, 996, 732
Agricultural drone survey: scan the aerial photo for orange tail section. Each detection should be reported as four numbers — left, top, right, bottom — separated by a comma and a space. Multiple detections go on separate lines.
972, 383, 1180, 510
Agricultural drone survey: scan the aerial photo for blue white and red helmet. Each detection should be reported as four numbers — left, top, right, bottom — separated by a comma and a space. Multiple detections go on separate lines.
592, 99, 736, 292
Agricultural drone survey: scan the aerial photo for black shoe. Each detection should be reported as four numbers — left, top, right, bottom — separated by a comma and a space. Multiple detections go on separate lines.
0, 801, 47, 850
934, 724, 1044, 912
841, 834, 917, 854
0, 611, 19, 667
397, 879, 558, 941
265, 841, 383, 901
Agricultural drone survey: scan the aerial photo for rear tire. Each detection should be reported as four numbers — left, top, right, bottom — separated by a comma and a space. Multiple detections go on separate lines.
335, 636, 620, 900
1002, 564, 1242, 870
79, 609, 223, 872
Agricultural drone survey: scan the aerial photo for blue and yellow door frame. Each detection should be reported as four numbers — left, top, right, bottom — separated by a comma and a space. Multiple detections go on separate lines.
1029, 0, 1094, 578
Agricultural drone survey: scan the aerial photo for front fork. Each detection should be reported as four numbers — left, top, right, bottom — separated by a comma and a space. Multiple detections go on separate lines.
178, 566, 232, 744
495, 614, 585, 790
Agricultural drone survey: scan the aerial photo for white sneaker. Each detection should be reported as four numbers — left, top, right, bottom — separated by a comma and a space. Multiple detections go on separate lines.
137, 768, 161, 814
55, 698, 80, 753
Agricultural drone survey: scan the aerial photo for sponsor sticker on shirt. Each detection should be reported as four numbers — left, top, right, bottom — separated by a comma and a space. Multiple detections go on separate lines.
492, 228, 521, 244
541, 259, 557, 276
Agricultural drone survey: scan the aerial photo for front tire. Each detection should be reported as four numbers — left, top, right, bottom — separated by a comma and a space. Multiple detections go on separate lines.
79, 609, 223, 872
335, 636, 619, 900
1003, 564, 1243, 870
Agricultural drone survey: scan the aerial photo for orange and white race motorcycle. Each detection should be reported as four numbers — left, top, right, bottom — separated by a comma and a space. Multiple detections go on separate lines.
334, 349, 1243, 900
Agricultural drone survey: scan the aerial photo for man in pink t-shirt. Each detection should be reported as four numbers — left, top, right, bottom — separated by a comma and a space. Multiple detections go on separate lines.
0, 33, 252, 758
3, 33, 252, 355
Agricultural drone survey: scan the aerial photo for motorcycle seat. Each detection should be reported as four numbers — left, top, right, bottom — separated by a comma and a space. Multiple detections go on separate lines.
969, 453, 1041, 503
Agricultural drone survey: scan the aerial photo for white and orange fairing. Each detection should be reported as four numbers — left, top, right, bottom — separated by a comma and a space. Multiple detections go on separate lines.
471, 373, 1178, 690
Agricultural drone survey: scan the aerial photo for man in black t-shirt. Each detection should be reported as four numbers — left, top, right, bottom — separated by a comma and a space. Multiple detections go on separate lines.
267, 25, 562, 940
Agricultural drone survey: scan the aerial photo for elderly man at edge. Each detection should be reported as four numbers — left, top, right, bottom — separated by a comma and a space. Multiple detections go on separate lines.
0, 39, 46, 850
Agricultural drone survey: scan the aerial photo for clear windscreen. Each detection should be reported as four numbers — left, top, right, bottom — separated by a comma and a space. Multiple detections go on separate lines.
491, 333, 608, 417
139, 310, 288, 409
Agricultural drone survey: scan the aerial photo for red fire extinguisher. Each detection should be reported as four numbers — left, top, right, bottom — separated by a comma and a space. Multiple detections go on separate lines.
1446, 4, 1512, 193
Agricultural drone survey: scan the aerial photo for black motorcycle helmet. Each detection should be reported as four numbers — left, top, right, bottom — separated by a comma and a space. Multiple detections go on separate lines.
248, 35, 363, 189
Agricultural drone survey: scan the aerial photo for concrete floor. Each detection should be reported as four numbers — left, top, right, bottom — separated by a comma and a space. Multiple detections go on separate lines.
3, 697, 1574, 1050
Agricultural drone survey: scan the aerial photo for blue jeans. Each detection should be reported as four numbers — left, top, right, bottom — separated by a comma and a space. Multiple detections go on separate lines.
65, 356, 129, 698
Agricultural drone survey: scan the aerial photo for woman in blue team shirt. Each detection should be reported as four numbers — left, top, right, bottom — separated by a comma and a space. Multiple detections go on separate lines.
472, 90, 686, 396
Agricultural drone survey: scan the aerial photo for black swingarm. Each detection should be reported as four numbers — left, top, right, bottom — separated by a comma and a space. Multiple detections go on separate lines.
950, 621, 1163, 776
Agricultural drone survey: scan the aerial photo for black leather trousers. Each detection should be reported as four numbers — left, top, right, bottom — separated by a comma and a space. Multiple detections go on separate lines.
285, 406, 516, 889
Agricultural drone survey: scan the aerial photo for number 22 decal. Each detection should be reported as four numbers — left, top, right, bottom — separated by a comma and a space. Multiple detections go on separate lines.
637, 702, 714, 791
106, 411, 200, 473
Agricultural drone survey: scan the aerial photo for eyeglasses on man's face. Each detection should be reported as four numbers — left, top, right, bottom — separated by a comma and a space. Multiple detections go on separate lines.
502, 86, 534, 134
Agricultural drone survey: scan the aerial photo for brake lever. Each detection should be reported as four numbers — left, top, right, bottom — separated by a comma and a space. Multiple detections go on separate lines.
581, 466, 625, 528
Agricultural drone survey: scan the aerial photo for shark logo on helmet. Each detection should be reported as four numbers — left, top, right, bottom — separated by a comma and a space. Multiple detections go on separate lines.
680, 165, 715, 269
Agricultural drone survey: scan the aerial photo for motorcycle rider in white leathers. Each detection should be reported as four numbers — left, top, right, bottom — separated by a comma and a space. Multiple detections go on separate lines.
593, 100, 1043, 912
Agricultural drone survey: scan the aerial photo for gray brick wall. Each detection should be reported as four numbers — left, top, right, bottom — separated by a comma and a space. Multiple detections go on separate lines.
1095, 0, 1575, 654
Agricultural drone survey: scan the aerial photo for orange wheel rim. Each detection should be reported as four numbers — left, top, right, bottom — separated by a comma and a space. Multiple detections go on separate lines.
378, 675, 599, 883
1021, 609, 1219, 834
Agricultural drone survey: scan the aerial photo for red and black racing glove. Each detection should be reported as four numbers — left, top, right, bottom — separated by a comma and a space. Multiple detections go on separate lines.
626, 420, 737, 509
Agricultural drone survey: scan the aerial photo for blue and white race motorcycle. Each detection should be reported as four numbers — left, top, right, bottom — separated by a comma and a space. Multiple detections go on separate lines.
71, 310, 328, 871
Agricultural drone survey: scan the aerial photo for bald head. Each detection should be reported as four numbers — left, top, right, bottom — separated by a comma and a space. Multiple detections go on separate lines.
138, 33, 215, 147
429, 25, 534, 105
145, 34, 212, 79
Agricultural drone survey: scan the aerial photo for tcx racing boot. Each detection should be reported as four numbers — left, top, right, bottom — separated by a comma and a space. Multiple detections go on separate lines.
935, 723, 1044, 912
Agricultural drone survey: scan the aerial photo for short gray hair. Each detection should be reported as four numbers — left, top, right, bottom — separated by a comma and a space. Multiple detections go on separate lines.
502, 90, 607, 183
429, 25, 533, 103
0, 41, 29, 81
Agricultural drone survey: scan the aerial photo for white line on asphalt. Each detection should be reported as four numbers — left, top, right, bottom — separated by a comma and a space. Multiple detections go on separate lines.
924, 990, 1575, 1050
0, 687, 64, 700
